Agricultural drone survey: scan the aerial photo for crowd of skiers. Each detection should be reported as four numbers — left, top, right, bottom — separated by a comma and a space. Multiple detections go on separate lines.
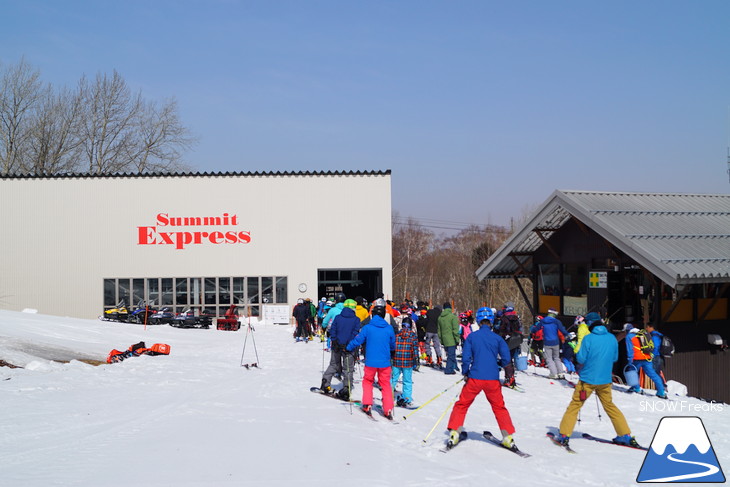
293, 294, 672, 450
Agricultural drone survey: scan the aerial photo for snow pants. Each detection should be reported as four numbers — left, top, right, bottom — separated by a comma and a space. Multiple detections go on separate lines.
559, 382, 630, 437
362, 366, 394, 414
295, 319, 308, 339
444, 345, 458, 374
424, 332, 442, 361
322, 346, 355, 391
544, 345, 564, 377
447, 379, 515, 436
634, 360, 666, 396
391, 366, 413, 402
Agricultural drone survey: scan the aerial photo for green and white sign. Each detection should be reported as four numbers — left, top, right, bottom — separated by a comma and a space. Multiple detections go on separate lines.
589, 271, 607, 288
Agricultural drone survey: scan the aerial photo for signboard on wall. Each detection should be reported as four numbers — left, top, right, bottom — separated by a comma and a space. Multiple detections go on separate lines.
563, 296, 588, 317
589, 271, 608, 288
263, 305, 290, 325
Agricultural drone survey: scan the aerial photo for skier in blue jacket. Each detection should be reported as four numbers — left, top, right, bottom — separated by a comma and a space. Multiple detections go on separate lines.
535, 308, 569, 379
347, 299, 396, 419
556, 319, 637, 448
320, 299, 362, 400
446, 307, 518, 450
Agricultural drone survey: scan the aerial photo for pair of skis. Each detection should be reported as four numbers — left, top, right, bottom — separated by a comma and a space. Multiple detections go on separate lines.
441, 431, 531, 458
547, 432, 648, 452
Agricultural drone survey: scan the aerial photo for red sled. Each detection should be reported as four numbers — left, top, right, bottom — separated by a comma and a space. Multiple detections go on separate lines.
146, 343, 171, 355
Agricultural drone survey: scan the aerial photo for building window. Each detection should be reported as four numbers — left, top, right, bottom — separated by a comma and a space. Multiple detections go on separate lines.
161, 278, 174, 306
248, 277, 260, 305
175, 278, 188, 306
104, 279, 116, 306
103, 276, 287, 317
275, 277, 287, 304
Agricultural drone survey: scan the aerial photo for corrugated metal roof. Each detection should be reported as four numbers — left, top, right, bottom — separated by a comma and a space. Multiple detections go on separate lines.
476, 190, 730, 287
0, 169, 391, 180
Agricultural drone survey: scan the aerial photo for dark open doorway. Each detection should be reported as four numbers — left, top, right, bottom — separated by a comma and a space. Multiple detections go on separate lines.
317, 268, 382, 303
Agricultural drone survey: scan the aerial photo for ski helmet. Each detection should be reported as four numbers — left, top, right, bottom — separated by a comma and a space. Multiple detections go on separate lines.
344, 299, 357, 309
475, 306, 494, 324
401, 316, 412, 327
335, 292, 347, 303
297, 298, 304, 304
372, 297, 387, 318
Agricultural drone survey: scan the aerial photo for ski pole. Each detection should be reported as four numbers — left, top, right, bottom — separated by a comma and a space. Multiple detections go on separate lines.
595, 394, 602, 421
404, 377, 463, 420
422, 391, 460, 444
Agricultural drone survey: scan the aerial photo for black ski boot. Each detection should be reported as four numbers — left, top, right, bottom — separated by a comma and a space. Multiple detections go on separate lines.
336, 387, 350, 401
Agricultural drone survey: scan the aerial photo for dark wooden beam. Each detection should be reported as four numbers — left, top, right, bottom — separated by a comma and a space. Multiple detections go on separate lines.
534, 230, 560, 260
662, 284, 692, 323
513, 276, 535, 317
698, 283, 730, 323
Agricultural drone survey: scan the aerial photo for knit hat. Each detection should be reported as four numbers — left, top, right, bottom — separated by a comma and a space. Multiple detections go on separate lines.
585, 312, 602, 325
443, 302, 452, 309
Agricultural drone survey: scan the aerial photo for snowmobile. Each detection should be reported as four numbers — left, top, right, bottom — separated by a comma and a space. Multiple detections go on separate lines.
148, 307, 175, 325
128, 300, 157, 324
170, 307, 213, 329
102, 301, 129, 322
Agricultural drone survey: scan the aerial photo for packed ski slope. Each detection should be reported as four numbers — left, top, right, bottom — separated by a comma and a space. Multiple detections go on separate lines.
1, 309, 727, 486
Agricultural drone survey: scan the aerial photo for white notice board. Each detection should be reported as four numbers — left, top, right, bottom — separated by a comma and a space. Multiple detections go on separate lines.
263, 305, 291, 325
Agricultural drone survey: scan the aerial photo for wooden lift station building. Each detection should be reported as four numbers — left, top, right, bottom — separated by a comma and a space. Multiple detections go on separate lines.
476, 190, 730, 404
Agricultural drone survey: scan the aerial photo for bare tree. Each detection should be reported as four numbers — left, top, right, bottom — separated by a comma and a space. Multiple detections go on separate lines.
0, 58, 43, 174
26, 85, 84, 174
77, 71, 143, 174
0, 60, 196, 175
127, 97, 194, 173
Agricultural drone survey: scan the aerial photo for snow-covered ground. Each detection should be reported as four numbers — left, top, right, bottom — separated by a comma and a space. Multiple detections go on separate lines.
1, 309, 727, 486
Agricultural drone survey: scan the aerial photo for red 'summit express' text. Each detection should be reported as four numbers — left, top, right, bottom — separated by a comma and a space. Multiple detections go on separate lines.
137, 212, 251, 250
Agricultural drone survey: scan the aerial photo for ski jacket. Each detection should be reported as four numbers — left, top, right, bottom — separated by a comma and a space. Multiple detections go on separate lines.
649, 330, 663, 356
355, 305, 369, 323
530, 322, 544, 341
292, 303, 309, 323
461, 326, 511, 381
346, 315, 395, 368
498, 312, 523, 339
416, 316, 428, 341
561, 340, 576, 361
392, 328, 418, 368
575, 325, 617, 385
425, 307, 441, 334
329, 307, 361, 349
322, 303, 344, 329
437, 308, 460, 347
573, 322, 590, 353
626, 330, 653, 362
535, 316, 568, 347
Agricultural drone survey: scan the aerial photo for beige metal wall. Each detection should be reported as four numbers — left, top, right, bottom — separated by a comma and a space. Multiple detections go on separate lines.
0, 173, 392, 319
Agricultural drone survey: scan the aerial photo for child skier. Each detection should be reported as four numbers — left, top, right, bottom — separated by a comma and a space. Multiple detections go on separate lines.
392, 316, 419, 407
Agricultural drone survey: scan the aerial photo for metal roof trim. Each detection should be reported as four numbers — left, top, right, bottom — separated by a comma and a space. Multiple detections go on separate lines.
0, 169, 392, 180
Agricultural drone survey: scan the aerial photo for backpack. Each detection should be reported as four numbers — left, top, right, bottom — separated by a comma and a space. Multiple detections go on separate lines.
635, 330, 655, 356
660, 335, 675, 357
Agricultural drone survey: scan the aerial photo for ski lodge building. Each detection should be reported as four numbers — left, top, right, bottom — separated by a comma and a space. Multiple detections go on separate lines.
0, 170, 392, 323
476, 190, 730, 404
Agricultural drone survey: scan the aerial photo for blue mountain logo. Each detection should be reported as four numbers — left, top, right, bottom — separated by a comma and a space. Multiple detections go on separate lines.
637, 416, 725, 483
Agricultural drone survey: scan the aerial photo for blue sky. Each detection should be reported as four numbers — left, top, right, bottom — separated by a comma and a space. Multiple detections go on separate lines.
3, 1, 729, 228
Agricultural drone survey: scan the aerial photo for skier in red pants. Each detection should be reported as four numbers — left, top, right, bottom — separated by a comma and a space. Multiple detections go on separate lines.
446, 306, 518, 449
